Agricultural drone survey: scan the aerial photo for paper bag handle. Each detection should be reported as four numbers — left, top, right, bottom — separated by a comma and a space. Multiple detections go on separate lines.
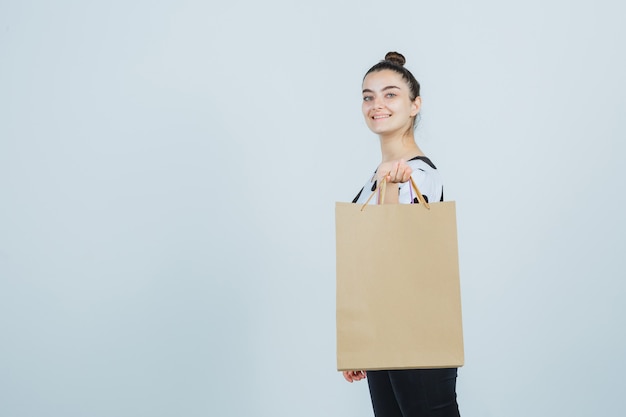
360, 176, 430, 211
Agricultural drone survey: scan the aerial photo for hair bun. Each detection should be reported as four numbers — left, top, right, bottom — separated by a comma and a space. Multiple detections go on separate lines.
384, 51, 406, 67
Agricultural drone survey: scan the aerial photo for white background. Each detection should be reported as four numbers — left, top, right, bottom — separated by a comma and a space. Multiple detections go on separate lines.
1, 1, 625, 416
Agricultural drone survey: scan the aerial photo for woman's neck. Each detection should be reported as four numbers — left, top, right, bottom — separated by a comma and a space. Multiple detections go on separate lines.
379, 132, 424, 162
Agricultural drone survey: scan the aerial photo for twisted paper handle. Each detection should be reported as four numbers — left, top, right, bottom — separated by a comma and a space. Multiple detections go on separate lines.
360, 176, 430, 211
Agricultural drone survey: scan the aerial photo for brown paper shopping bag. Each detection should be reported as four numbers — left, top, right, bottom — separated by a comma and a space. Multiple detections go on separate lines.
336, 178, 464, 371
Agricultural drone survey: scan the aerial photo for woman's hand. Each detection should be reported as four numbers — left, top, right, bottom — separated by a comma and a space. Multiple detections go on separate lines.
376, 159, 413, 184
342, 370, 367, 383
374, 159, 412, 204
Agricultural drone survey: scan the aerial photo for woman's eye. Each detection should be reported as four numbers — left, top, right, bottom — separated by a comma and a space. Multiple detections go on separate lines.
363, 96, 373, 102
385, 93, 396, 98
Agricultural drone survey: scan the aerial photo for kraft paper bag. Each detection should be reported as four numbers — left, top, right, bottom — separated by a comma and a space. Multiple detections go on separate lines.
336, 178, 464, 371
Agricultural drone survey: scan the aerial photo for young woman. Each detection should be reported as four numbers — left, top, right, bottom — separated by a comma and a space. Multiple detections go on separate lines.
342, 52, 460, 417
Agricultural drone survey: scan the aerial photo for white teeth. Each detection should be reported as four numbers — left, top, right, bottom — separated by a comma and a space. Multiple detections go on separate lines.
373, 115, 390, 119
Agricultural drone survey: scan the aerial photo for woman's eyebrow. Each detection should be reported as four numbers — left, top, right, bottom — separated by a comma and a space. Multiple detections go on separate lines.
362, 85, 401, 94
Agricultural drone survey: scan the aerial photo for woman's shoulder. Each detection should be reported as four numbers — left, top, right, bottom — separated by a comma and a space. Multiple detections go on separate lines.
407, 156, 438, 171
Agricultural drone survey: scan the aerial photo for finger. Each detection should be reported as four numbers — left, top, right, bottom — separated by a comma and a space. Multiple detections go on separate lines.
393, 162, 402, 180
402, 167, 412, 183
397, 160, 407, 180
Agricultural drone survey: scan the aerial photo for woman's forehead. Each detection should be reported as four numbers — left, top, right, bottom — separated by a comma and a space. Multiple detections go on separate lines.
362, 70, 406, 89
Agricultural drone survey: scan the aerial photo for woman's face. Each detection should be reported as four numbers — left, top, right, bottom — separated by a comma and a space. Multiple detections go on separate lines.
361, 69, 421, 136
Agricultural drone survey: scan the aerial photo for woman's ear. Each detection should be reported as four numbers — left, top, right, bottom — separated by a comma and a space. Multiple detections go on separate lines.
410, 96, 422, 117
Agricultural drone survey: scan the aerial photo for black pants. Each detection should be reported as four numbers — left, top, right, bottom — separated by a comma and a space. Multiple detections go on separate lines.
367, 368, 460, 417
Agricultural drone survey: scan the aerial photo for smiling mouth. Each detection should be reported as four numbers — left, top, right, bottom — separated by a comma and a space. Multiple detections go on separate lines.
372, 115, 390, 120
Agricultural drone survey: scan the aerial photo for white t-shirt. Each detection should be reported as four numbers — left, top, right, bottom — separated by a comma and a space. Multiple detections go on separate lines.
352, 156, 444, 205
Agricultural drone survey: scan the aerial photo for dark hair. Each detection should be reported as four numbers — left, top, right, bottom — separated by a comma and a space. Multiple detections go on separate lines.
364, 51, 421, 101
